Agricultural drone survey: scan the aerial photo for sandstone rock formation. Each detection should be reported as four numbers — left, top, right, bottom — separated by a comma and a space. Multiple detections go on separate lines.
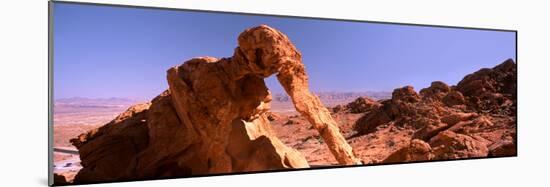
265, 59, 515, 166
353, 59, 516, 163
237, 25, 361, 165
333, 97, 381, 114
456, 59, 517, 115
68, 25, 359, 184
382, 139, 434, 163
382, 130, 490, 163
430, 130, 489, 160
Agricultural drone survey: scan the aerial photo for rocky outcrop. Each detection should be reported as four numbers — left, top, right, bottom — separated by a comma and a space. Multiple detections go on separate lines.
442, 90, 465, 106
382, 139, 434, 164
430, 130, 489, 160
70, 103, 151, 182
456, 58, 516, 115
420, 81, 451, 101
354, 86, 431, 134
332, 97, 381, 114
382, 130, 490, 163
488, 139, 516, 157
352, 59, 516, 163
69, 25, 360, 184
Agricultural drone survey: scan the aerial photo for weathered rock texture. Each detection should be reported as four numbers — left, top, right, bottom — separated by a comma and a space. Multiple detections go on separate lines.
352, 59, 516, 164
382, 139, 434, 163
68, 25, 359, 184
237, 26, 361, 165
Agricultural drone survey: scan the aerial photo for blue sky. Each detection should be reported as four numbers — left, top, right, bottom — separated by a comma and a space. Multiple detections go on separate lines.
53, 3, 516, 100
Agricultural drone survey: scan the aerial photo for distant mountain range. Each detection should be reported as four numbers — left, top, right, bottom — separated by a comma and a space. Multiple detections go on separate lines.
54, 92, 391, 112
54, 97, 146, 113
56, 97, 143, 104
272, 91, 391, 103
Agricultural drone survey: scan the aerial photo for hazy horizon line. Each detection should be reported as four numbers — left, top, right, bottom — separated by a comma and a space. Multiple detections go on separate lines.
54, 89, 397, 100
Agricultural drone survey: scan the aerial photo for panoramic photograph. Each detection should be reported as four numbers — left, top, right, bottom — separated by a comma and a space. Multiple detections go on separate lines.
51, 2, 517, 185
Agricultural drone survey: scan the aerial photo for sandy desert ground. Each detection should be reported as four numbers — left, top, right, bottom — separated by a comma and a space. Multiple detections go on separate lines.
53, 98, 144, 178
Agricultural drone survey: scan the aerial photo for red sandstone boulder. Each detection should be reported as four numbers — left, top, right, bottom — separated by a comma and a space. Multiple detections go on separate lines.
345, 97, 381, 114
392, 86, 421, 103
382, 139, 434, 163
420, 81, 451, 100
354, 86, 427, 134
442, 90, 465, 106
70, 103, 151, 183
429, 131, 489, 160
489, 139, 516, 157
